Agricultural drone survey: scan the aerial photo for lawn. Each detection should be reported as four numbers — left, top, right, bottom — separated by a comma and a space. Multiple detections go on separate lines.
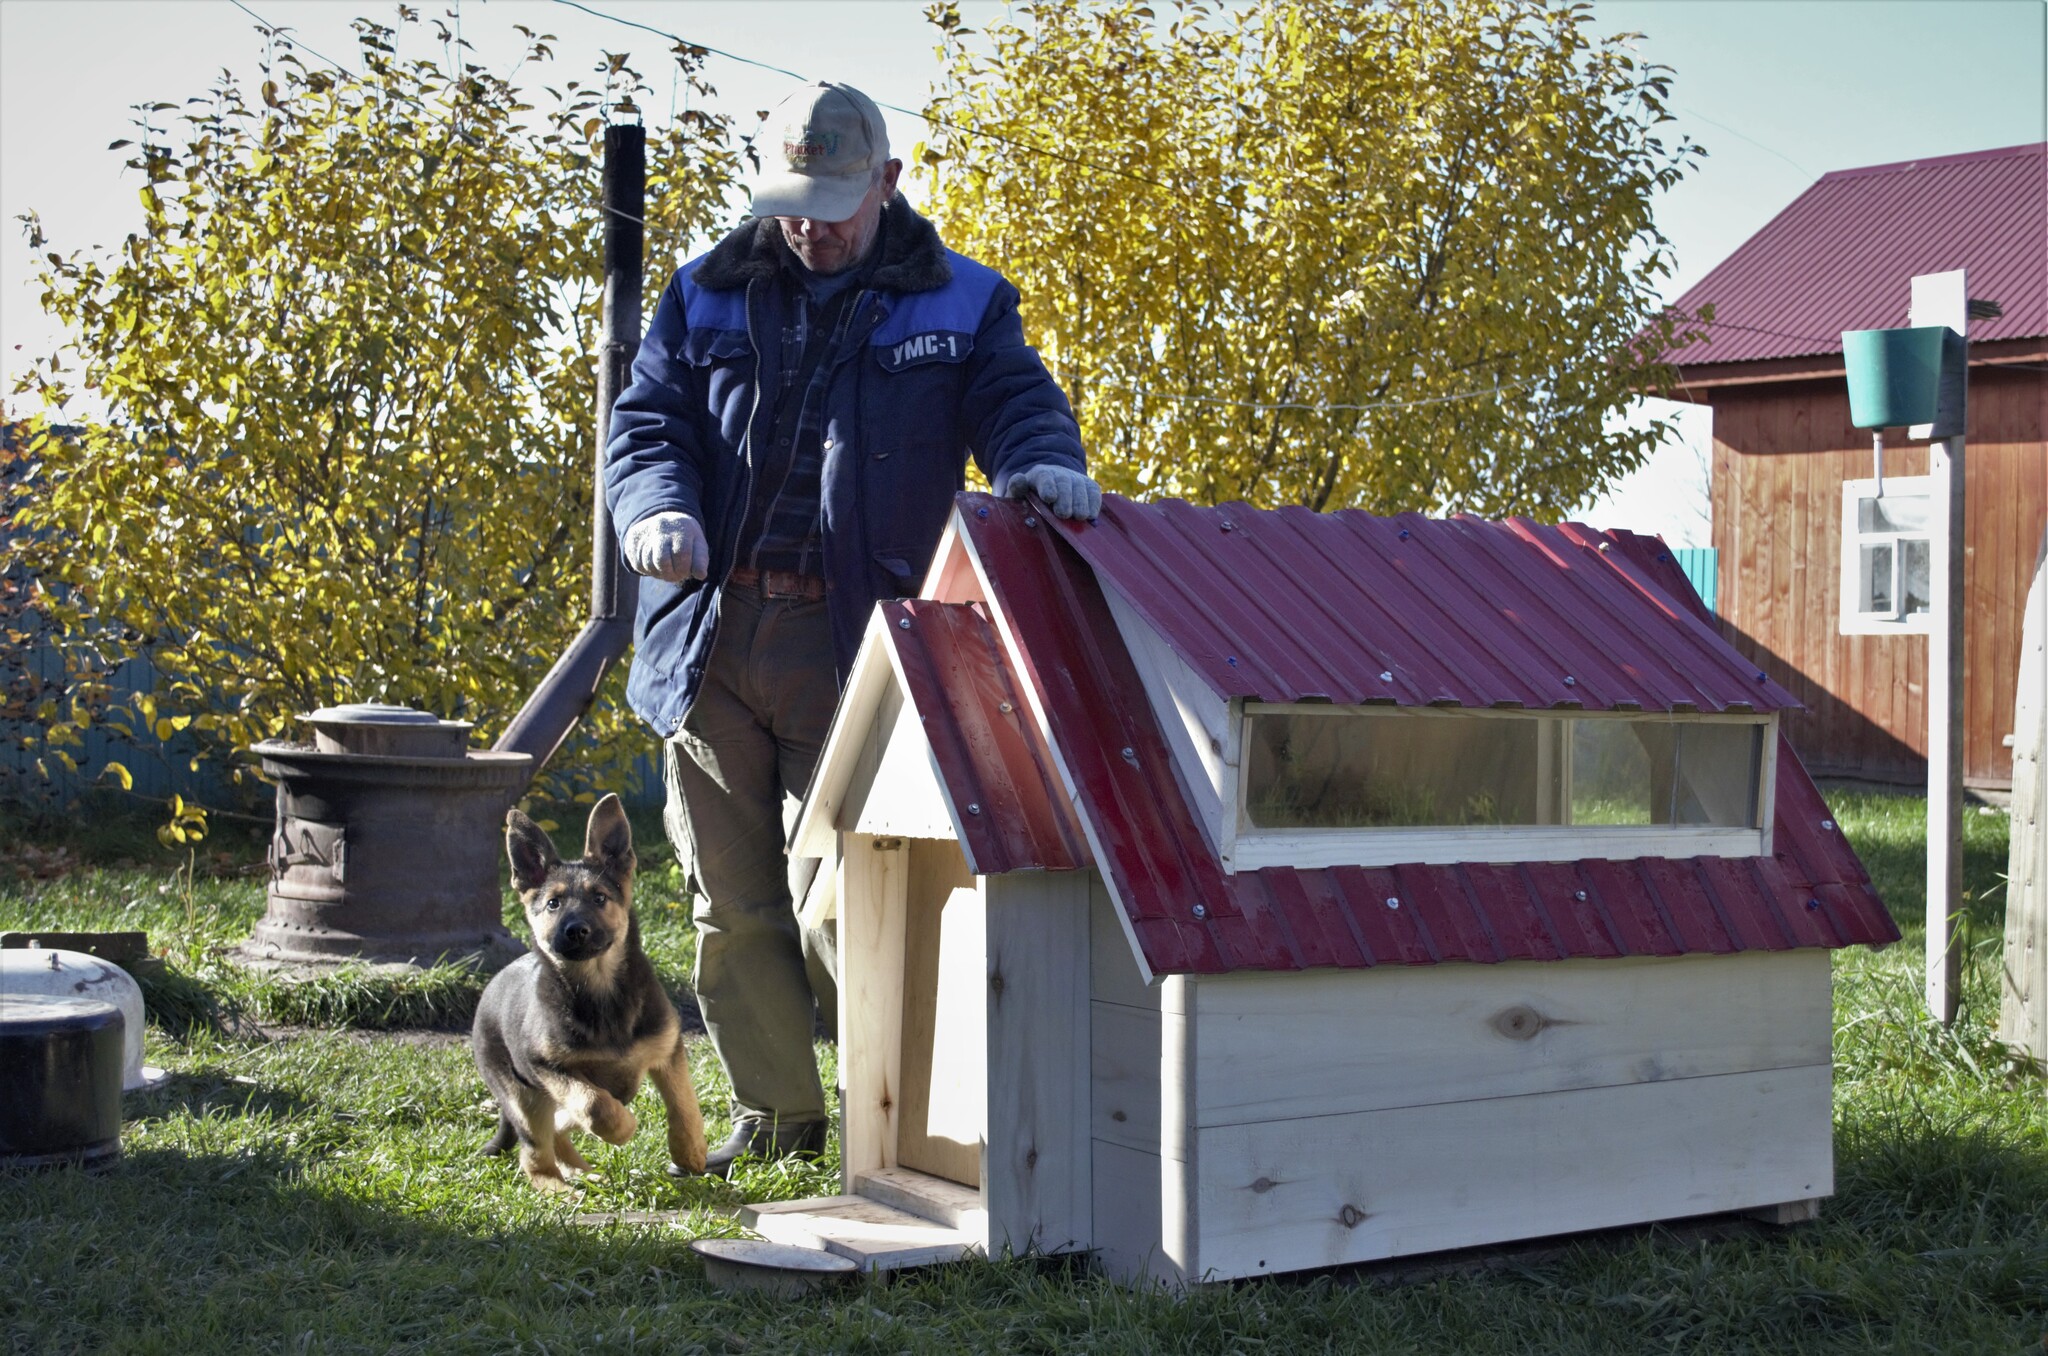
1, 790, 2043, 1355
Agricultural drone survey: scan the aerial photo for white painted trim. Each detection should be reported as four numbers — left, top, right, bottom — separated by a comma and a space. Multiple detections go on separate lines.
1229, 825, 1768, 871
793, 615, 901, 860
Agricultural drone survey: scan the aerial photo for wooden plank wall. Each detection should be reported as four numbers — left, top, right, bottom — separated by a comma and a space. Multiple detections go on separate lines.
1709, 367, 2047, 787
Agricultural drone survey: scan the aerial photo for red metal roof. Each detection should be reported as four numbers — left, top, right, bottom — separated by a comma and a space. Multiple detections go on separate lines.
878, 597, 1090, 876
1667, 141, 2047, 368
1044, 494, 1799, 715
945, 494, 1898, 976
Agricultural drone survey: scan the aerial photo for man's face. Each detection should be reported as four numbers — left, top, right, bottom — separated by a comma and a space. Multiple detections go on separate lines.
777, 159, 902, 276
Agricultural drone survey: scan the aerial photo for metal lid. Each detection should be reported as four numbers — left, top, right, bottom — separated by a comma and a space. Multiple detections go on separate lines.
303, 703, 452, 726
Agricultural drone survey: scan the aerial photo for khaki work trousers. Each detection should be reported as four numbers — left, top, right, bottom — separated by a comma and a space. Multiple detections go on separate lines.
664, 582, 838, 1128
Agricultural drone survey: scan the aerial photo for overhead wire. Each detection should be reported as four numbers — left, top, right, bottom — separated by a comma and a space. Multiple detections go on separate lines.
225, 0, 355, 77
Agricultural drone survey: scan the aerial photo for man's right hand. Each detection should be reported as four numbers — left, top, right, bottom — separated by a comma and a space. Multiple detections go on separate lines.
622, 511, 709, 582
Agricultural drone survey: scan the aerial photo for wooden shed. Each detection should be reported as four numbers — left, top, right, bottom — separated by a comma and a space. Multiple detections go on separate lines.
1662, 141, 2048, 789
743, 493, 1899, 1284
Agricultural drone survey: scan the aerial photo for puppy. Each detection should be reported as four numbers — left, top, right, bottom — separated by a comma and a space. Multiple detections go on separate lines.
472, 793, 708, 1191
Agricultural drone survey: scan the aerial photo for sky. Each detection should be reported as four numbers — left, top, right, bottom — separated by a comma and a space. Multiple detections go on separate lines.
2, 0, 2044, 545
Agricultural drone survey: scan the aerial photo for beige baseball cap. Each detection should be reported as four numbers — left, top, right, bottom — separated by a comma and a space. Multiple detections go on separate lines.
750, 82, 892, 223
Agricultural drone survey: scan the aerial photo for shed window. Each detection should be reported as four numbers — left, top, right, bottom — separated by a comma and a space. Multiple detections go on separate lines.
1840, 477, 1934, 635
1227, 706, 1772, 869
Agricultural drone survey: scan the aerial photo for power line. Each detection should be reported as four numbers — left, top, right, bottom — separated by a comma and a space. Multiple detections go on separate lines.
225, 0, 355, 77
552, 0, 1203, 210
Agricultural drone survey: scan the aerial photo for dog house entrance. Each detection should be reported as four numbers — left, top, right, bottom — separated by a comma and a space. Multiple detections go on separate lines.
898, 840, 984, 1189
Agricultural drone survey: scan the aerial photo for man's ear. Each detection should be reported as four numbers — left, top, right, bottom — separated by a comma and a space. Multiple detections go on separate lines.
505, 809, 560, 893
583, 793, 635, 883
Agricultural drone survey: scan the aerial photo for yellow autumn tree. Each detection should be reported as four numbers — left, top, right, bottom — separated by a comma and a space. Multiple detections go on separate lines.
917, 0, 1702, 516
9, 14, 741, 805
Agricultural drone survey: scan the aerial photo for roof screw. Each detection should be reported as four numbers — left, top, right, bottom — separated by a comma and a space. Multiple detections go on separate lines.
1192, 903, 1208, 920
1806, 898, 1821, 911
976, 506, 989, 519
897, 617, 912, 630
1562, 675, 1576, 686
998, 701, 1014, 714
1379, 670, 1393, 683
1755, 671, 1768, 682
1398, 529, 1411, 540
1385, 897, 1400, 910
1220, 520, 1234, 532
1024, 515, 1039, 528
1656, 552, 1671, 562
1226, 656, 1238, 666
1574, 890, 1588, 901
1821, 819, 1835, 831
967, 803, 982, 816
1598, 542, 1612, 552
1120, 746, 1137, 763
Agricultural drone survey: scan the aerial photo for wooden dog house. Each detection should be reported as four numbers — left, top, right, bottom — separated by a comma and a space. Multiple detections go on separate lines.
742, 493, 1899, 1285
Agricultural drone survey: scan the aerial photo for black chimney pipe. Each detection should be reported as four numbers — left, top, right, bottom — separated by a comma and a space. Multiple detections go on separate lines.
494, 120, 645, 777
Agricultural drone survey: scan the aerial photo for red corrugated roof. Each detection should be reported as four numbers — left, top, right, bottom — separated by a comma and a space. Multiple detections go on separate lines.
878, 597, 1090, 875
1044, 495, 1799, 714
1667, 141, 2046, 368
940, 494, 1897, 976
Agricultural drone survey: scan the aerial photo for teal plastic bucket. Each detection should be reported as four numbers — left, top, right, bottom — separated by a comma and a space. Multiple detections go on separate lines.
1842, 325, 1951, 429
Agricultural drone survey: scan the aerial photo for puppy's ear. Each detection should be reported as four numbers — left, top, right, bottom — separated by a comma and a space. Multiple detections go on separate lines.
583, 792, 635, 882
505, 809, 560, 893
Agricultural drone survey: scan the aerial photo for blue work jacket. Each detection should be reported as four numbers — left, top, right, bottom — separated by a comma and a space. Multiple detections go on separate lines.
603, 198, 1085, 738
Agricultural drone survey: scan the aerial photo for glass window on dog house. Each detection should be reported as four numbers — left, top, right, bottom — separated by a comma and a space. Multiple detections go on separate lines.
1229, 706, 1773, 870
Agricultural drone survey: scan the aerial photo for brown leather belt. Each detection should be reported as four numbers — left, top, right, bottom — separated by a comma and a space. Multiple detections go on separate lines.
727, 566, 828, 601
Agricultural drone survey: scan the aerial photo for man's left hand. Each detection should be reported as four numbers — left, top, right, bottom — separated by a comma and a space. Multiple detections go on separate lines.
1006, 464, 1101, 520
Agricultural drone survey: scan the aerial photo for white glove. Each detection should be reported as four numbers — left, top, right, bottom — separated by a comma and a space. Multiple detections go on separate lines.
622, 511, 708, 582
1005, 463, 1101, 520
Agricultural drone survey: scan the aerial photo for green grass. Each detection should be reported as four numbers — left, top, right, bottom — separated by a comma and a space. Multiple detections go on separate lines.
2, 790, 2044, 1354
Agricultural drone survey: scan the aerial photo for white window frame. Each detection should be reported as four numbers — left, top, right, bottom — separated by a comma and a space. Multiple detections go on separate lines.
1222, 704, 1776, 872
1839, 475, 1935, 636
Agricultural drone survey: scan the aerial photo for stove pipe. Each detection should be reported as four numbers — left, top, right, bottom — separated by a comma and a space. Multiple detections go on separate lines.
494, 120, 645, 778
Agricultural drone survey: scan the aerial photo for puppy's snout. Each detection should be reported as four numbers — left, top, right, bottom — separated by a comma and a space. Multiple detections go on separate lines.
563, 919, 592, 949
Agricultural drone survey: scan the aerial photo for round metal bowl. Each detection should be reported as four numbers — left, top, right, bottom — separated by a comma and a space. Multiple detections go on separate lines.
690, 1239, 856, 1297
0, 993, 125, 1170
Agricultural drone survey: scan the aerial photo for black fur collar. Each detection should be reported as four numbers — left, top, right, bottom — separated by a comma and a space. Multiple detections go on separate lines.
690, 194, 953, 294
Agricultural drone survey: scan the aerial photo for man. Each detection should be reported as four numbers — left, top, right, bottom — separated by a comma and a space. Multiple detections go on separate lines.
604, 80, 1099, 1176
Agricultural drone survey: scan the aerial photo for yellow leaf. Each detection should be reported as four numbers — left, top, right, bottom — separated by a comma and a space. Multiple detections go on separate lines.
103, 761, 134, 791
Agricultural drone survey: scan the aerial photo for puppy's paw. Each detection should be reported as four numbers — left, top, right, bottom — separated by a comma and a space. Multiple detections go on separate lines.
523, 1165, 579, 1195
592, 1099, 638, 1146
668, 1131, 709, 1176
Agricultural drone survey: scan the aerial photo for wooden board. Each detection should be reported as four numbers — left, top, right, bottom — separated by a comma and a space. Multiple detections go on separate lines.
742, 1194, 983, 1272
1188, 1064, 1835, 1281
1090, 999, 1162, 1154
983, 870, 1093, 1257
2001, 532, 2047, 1063
855, 1166, 987, 1236
1091, 1139, 1174, 1286
896, 840, 983, 1187
1186, 951, 1832, 1127
837, 834, 907, 1182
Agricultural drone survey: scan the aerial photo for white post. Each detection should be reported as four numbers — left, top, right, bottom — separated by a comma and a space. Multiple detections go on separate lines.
1910, 270, 1967, 1026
